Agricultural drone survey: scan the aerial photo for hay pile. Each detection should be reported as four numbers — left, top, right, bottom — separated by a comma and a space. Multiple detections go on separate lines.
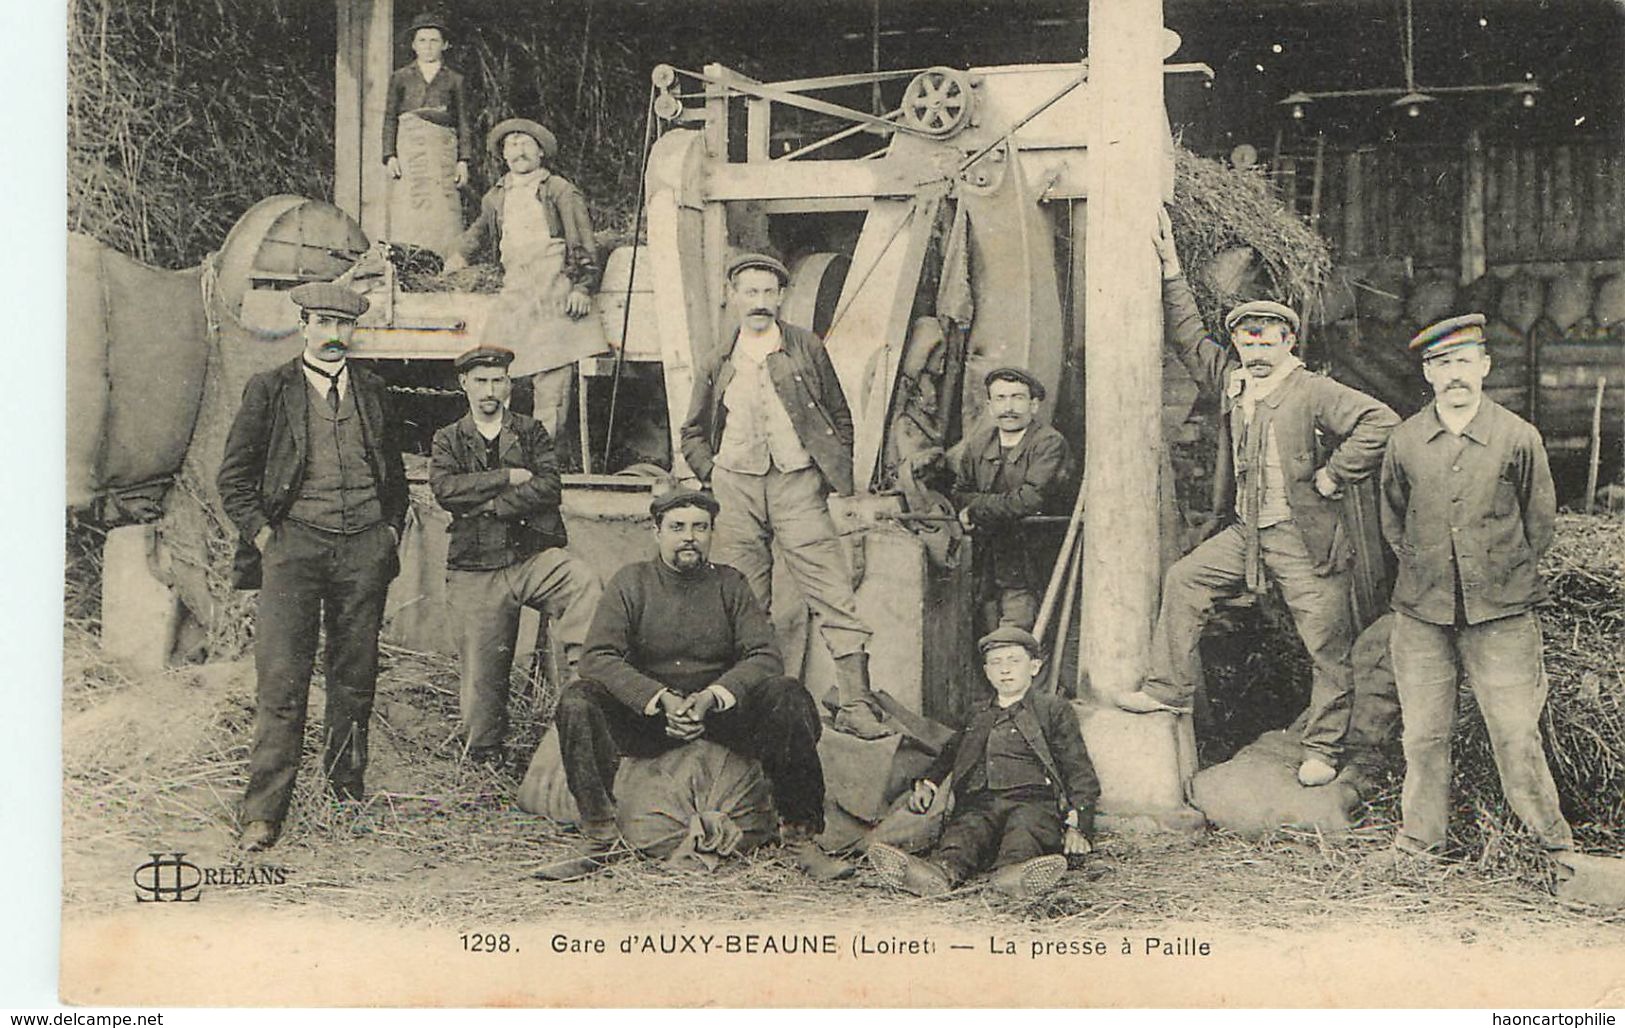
1168, 145, 1333, 331
67, 0, 335, 269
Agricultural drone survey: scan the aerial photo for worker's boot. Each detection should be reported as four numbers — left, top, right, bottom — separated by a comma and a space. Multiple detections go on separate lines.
781, 821, 855, 881
988, 854, 1067, 899
868, 842, 953, 897
533, 820, 626, 881
830, 652, 894, 740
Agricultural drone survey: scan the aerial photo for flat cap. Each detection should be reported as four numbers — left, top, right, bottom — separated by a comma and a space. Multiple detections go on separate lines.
401, 11, 450, 41
453, 344, 515, 373
1409, 313, 1487, 358
487, 118, 558, 160
984, 366, 1046, 402
650, 488, 721, 522
726, 252, 790, 286
1224, 299, 1300, 334
289, 282, 369, 320
978, 625, 1042, 657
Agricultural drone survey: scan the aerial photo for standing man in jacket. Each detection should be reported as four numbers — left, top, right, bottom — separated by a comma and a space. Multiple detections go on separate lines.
679, 252, 890, 740
1377, 314, 1574, 862
949, 366, 1074, 633
430, 345, 601, 766
1117, 212, 1400, 790
444, 117, 605, 444
217, 282, 408, 851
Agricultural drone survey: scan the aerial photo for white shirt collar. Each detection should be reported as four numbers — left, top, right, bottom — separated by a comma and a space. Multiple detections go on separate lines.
302, 358, 349, 400
997, 426, 1028, 450
1228, 353, 1303, 405
735, 322, 783, 364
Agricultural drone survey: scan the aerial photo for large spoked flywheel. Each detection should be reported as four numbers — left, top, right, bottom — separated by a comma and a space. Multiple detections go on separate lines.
899, 67, 976, 138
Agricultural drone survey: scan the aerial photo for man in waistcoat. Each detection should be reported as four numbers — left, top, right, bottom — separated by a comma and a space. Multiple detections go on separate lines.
1116, 212, 1399, 790
218, 282, 408, 851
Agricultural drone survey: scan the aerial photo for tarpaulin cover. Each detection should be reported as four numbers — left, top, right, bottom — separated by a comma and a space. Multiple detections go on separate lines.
66, 233, 210, 509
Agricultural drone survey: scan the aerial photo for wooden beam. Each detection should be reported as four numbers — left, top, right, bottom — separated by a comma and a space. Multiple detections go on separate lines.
1460, 129, 1487, 285
1077, 0, 1195, 824
704, 160, 910, 202
333, 0, 393, 238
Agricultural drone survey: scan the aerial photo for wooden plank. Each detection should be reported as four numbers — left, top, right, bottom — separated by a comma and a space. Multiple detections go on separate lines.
334, 0, 363, 222
745, 98, 770, 162
1340, 150, 1364, 259
704, 160, 909, 201
359, 0, 394, 243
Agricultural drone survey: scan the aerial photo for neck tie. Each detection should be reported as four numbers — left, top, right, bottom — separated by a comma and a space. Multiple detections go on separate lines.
305, 361, 342, 413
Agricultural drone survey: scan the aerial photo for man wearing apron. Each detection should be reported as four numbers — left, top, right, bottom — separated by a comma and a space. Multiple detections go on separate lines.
446, 118, 606, 446
382, 11, 471, 256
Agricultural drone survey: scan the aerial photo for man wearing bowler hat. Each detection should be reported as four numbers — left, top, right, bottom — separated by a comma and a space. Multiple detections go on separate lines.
1375, 313, 1575, 865
431, 344, 602, 766
949, 365, 1074, 633
218, 282, 408, 851
1117, 211, 1399, 791
679, 252, 892, 741
445, 116, 605, 445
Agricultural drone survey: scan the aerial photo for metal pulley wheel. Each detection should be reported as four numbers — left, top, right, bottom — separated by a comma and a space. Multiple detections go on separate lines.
899, 67, 975, 138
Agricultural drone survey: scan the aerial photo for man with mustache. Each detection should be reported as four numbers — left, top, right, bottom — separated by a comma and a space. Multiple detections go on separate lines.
217, 282, 408, 851
1116, 211, 1399, 791
444, 118, 603, 446
1374, 314, 1575, 865
539, 490, 849, 881
949, 366, 1074, 633
430, 345, 602, 767
679, 253, 891, 740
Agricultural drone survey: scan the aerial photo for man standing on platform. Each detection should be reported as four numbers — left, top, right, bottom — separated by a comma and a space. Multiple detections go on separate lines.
444, 117, 604, 445
217, 282, 407, 851
1117, 211, 1399, 790
539, 490, 850, 882
949, 366, 1074, 633
1376, 313, 1575, 864
431, 344, 602, 766
679, 253, 891, 740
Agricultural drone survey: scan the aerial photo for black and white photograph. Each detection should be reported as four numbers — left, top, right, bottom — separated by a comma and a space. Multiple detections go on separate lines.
40, 0, 1625, 1010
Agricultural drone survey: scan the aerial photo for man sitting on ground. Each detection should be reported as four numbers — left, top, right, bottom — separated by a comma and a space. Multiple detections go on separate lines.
869, 627, 1097, 899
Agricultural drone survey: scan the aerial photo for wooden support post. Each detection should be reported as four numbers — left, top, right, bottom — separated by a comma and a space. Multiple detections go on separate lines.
1078, 0, 1199, 830
1461, 128, 1487, 285
1586, 377, 1606, 514
334, 0, 394, 239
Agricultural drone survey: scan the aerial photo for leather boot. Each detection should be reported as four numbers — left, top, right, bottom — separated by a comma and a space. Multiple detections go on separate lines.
868, 842, 952, 897
830, 652, 894, 740
988, 854, 1067, 899
238, 820, 281, 853
781, 822, 855, 881
533, 821, 626, 881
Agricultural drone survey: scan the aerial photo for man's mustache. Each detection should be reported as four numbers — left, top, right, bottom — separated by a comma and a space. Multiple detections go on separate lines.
747, 308, 775, 318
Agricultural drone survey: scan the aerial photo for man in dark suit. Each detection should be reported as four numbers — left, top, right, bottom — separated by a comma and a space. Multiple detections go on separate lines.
217, 282, 407, 852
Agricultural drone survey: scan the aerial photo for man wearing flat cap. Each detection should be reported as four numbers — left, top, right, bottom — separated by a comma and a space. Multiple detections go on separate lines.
679, 252, 891, 740
869, 626, 1097, 899
218, 281, 408, 851
1119, 211, 1400, 790
444, 116, 605, 445
948, 365, 1074, 633
1375, 313, 1575, 866
430, 344, 602, 766
539, 489, 850, 881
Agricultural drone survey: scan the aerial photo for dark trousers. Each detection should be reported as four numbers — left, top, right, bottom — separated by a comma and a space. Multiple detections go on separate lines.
243, 520, 395, 823
933, 786, 1061, 883
555, 677, 826, 833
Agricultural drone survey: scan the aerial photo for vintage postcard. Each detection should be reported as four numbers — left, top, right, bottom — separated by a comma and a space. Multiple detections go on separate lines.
54, 0, 1624, 1010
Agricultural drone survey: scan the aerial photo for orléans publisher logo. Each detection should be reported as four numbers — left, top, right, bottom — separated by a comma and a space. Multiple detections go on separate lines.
133, 851, 289, 903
